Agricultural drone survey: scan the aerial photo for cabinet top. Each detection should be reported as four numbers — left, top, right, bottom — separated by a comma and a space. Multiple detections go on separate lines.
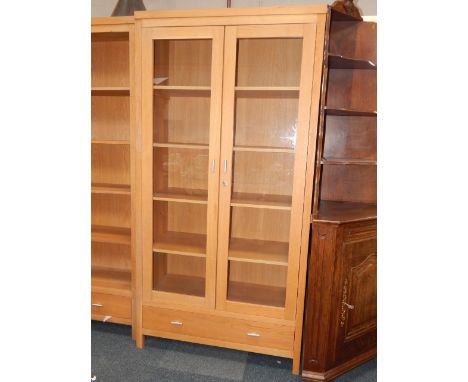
92, 16, 134, 26
133, 5, 328, 20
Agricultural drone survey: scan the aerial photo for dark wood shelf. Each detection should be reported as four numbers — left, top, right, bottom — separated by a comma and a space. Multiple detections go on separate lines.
324, 107, 377, 117
328, 54, 376, 70
313, 201, 376, 224
321, 159, 377, 166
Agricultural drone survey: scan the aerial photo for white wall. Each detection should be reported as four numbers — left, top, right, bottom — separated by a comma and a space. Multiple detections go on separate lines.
91, 0, 376, 17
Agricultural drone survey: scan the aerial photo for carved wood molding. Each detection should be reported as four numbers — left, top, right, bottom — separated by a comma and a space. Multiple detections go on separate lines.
331, 0, 362, 20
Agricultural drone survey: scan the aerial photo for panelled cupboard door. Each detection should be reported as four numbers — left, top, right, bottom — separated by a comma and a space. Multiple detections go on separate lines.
334, 227, 377, 363
216, 24, 317, 320
141, 26, 224, 309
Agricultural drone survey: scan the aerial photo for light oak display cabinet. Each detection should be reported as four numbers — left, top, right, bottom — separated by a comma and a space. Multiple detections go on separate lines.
134, 6, 328, 373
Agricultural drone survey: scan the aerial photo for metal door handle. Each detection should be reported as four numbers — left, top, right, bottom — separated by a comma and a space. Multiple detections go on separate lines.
223, 159, 227, 174
247, 332, 260, 337
170, 320, 183, 326
92, 303, 103, 307
211, 159, 216, 173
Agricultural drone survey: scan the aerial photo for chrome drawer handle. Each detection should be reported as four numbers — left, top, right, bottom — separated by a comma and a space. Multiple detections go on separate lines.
342, 302, 355, 310
92, 303, 103, 307
247, 332, 260, 337
170, 320, 183, 326
103, 315, 112, 323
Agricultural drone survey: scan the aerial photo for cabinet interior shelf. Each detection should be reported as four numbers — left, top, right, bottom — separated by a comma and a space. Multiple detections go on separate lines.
313, 201, 377, 224
233, 145, 294, 154
153, 142, 209, 150
235, 86, 300, 94
92, 225, 131, 245
155, 274, 205, 297
153, 191, 208, 204
92, 183, 131, 195
324, 107, 377, 117
228, 281, 286, 308
231, 193, 292, 210
321, 159, 377, 165
92, 267, 132, 296
153, 231, 206, 257
92, 140, 130, 145
154, 85, 211, 91
328, 54, 376, 70
228, 238, 289, 266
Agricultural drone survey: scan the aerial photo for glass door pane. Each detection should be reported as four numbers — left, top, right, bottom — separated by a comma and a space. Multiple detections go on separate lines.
218, 24, 315, 318
149, 32, 220, 303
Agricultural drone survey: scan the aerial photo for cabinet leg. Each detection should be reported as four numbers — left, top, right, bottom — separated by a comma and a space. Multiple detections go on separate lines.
292, 356, 300, 375
135, 334, 145, 348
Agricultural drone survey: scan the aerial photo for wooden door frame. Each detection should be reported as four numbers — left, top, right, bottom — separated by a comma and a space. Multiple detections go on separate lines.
140, 26, 224, 310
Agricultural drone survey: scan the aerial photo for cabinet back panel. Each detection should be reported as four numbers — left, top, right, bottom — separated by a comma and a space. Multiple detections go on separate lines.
153, 147, 209, 193
230, 207, 290, 243
153, 92, 210, 145
232, 152, 294, 197
329, 21, 377, 63
92, 144, 130, 185
327, 69, 376, 111
324, 116, 376, 160
92, 242, 131, 271
92, 94, 130, 141
234, 93, 298, 149
92, 34, 129, 87
236, 38, 302, 87
154, 39, 212, 86
321, 165, 376, 204
228, 261, 287, 288
153, 201, 207, 236
92, 194, 131, 228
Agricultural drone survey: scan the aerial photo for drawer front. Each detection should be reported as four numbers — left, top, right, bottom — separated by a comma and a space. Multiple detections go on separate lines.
143, 306, 294, 352
91, 293, 131, 320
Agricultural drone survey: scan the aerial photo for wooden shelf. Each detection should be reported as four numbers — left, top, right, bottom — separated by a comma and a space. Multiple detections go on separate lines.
231, 193, 292, 210
313, 201, 377, 224
233, 145, 294, 154
228, 238, 289, 266
321, 159, 377, 165
92, 267, 131, 296
91, 86, 130, 93
92, 183, 131, 195
324, 107, 377, 117
227, 281, 286, 308
154, 85, 211, 91
153, 231, 206, 257
92, 140, 130, 145
153, 142, 209, 150
154, 274, 205, 297
328, 54, 376, 70
153, 191, 207, 204
92, 225, 131, 245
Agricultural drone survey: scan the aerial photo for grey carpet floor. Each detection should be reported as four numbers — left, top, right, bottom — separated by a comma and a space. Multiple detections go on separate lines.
92, 321, 376, 382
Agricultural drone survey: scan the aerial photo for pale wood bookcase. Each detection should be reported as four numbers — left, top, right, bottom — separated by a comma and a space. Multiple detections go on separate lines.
134, 6, 327, 374
91, 17, 139, 332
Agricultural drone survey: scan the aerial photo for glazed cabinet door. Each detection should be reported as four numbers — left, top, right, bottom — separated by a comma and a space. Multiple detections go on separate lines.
216, 24, 318, 319
141, 26, 224, 308
334, 223, 377, 363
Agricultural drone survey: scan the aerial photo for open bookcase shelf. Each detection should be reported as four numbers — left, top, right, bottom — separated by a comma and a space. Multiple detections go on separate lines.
92, 225, 131, 245
92, 267, 132, 296
92, 183, 131, 195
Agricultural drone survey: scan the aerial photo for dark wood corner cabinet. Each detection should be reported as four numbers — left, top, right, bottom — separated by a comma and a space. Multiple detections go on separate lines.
302, 6, 377, 382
